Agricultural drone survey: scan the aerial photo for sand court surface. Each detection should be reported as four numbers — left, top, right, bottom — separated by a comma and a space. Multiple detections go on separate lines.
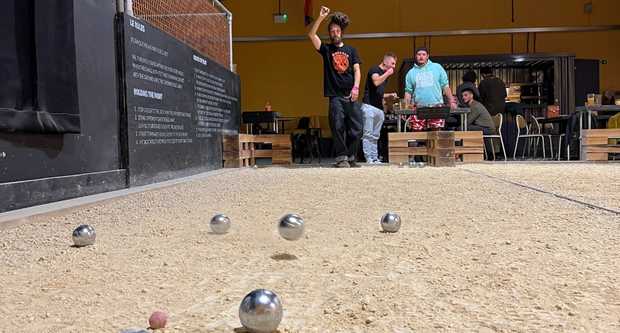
1, 164, 619, 332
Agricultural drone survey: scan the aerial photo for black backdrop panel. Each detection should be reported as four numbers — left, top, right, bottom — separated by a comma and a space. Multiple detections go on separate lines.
0, 0, 80, 133
123, 15, 240, 186
574, 59, 600, 107
0, 0, 123, 212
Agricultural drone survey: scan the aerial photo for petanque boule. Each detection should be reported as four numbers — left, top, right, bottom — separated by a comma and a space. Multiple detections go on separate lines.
380, 212, 401, 233
72, 224, 96, 247
210, 214, 231, 234
239, 289, 283, 333
278, 214, 304, 241
148, 310, 168, 330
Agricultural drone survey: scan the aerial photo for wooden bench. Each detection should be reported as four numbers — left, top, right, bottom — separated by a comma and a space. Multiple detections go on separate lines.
388, 131, 484, 166
223, 134, 292, 167
582, 129, 620, 161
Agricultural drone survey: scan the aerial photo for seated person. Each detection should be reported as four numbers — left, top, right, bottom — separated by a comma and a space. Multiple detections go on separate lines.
462, 88, 496, 134
462, 88, 497, 158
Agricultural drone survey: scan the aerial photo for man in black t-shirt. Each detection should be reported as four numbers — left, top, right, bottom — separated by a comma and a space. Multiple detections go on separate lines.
308, 6, 362, 168
361, 52, 397, 163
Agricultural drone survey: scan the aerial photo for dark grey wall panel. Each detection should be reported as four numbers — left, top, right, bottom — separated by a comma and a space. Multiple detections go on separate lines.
0, 169, 126, 213
122, 15, 240, 186
0, 0, 120, 183
0, 0, 124, 211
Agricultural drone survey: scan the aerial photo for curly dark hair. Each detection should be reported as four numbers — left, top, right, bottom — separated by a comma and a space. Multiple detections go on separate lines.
328, 12, 350, 31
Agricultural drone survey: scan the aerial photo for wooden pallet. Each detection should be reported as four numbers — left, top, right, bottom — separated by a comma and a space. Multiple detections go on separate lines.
582, 129, 620, 161
428, 131, 456, 167
222, 134, 292, 167
387, 132, 428, 165
388, 131, 484, 166
454, 131, 484, 163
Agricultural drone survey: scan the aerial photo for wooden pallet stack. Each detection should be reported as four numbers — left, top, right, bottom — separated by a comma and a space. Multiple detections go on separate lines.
427, 131, 456, 167
388, 131, 484, 166
222, 134, 292, 167
581, 129, 620, 161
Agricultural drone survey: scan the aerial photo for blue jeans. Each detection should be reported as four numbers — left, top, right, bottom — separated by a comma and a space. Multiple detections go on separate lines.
361, 103, 385, 162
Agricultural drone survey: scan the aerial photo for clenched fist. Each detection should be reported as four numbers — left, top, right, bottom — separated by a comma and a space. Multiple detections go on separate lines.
319, 6, 330, 18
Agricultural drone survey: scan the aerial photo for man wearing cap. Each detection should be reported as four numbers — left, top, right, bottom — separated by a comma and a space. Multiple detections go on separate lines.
404, 47, 456, 131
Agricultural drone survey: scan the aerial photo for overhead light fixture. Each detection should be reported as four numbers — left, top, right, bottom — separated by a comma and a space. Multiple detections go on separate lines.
273, 0, 288, 24
273, 13, 288, 24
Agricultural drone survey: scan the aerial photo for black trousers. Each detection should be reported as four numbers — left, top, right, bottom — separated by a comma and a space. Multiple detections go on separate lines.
328, 96, 363, 162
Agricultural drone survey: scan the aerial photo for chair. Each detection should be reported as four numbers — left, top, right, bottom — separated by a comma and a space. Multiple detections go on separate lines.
539, 121, 566, 161
291, 117, 321, 164
483, 113, 507, 161
530, 116, 550, 159
513, 114, 546, 160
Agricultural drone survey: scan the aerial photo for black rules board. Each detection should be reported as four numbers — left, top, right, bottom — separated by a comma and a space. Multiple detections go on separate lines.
122, 15, 240, 186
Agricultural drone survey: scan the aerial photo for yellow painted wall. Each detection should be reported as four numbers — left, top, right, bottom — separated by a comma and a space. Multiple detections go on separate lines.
227, 0, 620, 125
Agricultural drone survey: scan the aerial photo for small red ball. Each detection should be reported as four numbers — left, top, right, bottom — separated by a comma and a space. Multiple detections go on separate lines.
148, 311, 168, 330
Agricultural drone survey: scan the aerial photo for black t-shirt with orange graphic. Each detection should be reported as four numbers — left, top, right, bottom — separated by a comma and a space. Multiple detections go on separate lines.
318, 42, 361, 97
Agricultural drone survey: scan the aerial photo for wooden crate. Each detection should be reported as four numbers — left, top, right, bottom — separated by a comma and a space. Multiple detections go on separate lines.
454, 131, 484, 163
223, 134, 255, 167
388, 131, 484, 165
222, 134, 292, 167
582, 129, 620, 161
387, 132, 428, 164
428, 131, 456, 167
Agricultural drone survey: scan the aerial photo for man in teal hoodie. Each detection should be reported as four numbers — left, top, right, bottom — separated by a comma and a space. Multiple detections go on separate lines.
404, 47, 456, 130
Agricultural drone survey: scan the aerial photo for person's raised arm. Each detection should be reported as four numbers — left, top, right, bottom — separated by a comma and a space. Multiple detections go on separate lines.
371, 67, 394, 87
308, 6, 330, 50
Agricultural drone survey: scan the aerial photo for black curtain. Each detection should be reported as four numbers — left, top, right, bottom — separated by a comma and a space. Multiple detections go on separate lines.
0, 0, 80, 133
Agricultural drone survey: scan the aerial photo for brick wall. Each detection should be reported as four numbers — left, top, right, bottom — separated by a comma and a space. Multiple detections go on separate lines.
132, 0, 230, 69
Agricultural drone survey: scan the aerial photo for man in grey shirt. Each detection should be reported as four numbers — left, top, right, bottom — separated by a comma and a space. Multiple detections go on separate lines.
463, 88, 496, 134
463, 88, 497, 158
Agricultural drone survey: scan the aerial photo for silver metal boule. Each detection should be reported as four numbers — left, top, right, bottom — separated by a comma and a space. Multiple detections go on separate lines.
278, 214, 304, 241
380, 212, 401, 233
210, 214, 231, 234
417, 162, 426, 168
239, 289, 283, 333
72, 224, 96, 247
